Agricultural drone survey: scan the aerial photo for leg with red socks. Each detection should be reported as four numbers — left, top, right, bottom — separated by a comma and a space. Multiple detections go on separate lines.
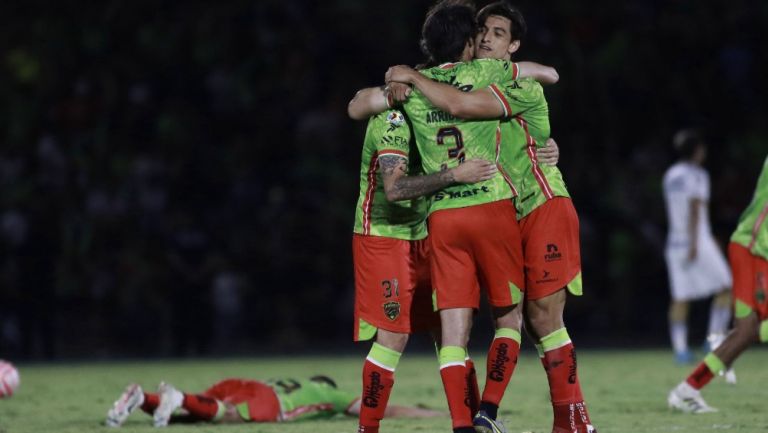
479, 328, 521, 420
357, 342, 402, 433
141, 392, 159, 414
439, 346, 474, 433
465, 353, 480, 416
181, 393, 226, 421
541, 328, 594, 433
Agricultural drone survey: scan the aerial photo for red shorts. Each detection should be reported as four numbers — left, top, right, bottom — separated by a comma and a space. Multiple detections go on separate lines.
204, 379, 280, 422
728, 242, 768, 320
428, 200, 524, 310
352, 234, 437, 340
519, 197, 582, 299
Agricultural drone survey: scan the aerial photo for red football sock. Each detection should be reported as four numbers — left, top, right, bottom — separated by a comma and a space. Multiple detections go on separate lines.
465, 357, 480, 416
141, 393, 159, 414
552, 401, 592, 433
182, 394, 224, 420
481, 336, 520, 407
358, 343, 401, 433
358, 359, 395, 433
685, 362, 715, 390
544, 341, 591, 430
441, 364, 473, 429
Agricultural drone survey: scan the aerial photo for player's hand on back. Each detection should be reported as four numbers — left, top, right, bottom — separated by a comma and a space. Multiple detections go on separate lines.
537, 137, 560, 166
450, 159, 497, 184
386, 82, 412, 103
385, 65, 418, 85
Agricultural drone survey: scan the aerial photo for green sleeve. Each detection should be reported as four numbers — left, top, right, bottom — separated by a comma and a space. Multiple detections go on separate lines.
373, 110, 412, 158
489, 77, 545, 118
326, 388, 358, 414
474, 58, 519, 84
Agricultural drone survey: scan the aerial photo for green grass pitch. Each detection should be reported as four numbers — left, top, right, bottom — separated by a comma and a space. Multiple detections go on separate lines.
1, 349, 767, 433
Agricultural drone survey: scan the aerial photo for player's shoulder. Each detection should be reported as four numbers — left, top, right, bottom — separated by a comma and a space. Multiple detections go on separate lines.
461, 58, 515, 75
665, 161, 693, 177
469, 58, 514, 68
504, 77, 545, 95
663, 162, 688, 186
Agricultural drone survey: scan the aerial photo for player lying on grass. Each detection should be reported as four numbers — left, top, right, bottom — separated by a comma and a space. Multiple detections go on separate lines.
106, 375, 442, 427
668, 155, 768, 414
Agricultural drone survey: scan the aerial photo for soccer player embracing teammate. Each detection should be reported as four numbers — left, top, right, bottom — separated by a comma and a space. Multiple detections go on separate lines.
383, 2, 596, 432
349, 1, 596, 433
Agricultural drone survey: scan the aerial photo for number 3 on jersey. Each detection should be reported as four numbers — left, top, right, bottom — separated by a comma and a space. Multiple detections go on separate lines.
437, 126, 465, 171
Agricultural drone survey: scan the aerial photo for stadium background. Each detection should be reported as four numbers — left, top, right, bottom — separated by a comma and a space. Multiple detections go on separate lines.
0, 0, 766, 360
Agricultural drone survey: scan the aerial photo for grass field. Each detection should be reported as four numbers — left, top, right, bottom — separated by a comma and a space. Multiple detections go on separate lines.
1, 349, 767, 433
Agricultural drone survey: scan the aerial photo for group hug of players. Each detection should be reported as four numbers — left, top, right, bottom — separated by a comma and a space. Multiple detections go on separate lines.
349, 2, 592, 433
348, 1, 768, 432
102, 1, 768, 430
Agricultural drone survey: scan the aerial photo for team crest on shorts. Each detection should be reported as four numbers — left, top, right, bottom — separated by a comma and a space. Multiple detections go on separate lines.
383, 301, 401, 321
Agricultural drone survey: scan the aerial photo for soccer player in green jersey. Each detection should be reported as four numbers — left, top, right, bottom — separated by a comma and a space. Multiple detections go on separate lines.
668, 155, 768, 414
385, 3, 596, 432
372, 4, 536, 433
105, 375, 442, 427
350, 105, 498, 433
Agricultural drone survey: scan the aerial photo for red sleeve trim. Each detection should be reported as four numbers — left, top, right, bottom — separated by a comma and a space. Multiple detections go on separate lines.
378, 149, 408, 158
489, 84, 511, 117
512, 62, 519, 80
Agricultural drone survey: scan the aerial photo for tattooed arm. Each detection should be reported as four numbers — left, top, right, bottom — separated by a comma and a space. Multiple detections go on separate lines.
379, 155, 497, 202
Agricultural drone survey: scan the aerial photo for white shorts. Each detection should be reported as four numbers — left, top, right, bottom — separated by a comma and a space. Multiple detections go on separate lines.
665, 236, 732, 301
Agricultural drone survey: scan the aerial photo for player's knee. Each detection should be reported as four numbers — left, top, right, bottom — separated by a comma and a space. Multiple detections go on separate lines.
669, 301, 689, 321
733, 314, 760, 342
492, 305, 523, 330
713, 291, 731, 308
376, 330, 409, 352
526, 310, 562, 337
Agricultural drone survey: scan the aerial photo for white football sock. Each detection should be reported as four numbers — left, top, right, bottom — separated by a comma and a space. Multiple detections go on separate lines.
670, 320, 688, 354
708, 304, 731, 336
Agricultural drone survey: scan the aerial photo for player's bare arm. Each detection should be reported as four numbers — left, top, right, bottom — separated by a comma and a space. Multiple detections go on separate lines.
347, 398, 444, 418
517, 61, 559, 85
386, 65, 504, 119
378, 155, 496, 202
348, 85, 389, 120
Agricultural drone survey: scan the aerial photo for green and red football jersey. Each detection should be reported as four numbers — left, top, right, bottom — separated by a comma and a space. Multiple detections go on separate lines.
492, 77, 570, 219
731, 156, 768, 260
402, 59, 519, 214
266, 377, 356, 421
353, 109, 428, 240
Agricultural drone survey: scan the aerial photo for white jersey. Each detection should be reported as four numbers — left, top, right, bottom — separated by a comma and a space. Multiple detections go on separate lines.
662, 162, 711, 248
662, 161, 731, 300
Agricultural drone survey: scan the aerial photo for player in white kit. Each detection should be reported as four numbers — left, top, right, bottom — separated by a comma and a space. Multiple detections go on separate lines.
662, 129, 733, 367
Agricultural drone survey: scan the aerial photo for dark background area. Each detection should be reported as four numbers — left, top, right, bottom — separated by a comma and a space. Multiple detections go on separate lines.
0, 0, 766, 359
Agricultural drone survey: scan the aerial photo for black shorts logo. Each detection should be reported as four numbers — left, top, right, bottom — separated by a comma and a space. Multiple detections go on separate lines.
383, 301, 401, 321
536, 269, 558, 284
544, 243, 562, 262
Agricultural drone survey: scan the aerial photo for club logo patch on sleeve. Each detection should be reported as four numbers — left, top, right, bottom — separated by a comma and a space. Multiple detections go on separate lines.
383, 301, 401, 321
386, 111, 405, 128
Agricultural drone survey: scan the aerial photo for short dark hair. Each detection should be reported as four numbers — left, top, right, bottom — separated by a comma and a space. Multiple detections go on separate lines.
477, 1, 527, 41
420, 1, 478, 67
672, 129, 705, 159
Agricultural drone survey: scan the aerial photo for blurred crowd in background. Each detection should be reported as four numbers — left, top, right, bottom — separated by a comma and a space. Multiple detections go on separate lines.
0, 0, 766, 359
